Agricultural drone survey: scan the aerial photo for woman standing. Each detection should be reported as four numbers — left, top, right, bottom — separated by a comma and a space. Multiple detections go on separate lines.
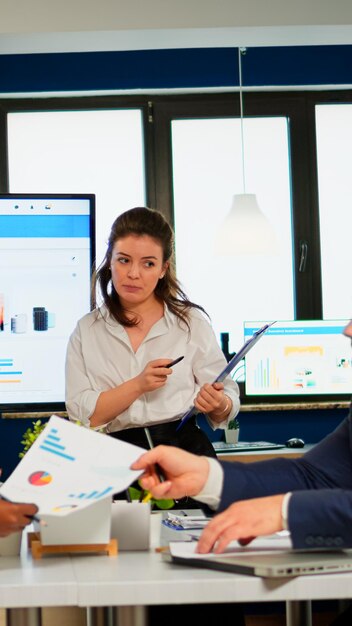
65, 207, 240, 457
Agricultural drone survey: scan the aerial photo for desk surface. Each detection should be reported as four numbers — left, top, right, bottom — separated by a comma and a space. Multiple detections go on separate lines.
71, 545, 352, 609
0, 512, 350, 611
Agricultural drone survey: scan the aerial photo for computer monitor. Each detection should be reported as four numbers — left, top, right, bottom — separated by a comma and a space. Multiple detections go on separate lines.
242, 319, 352, 405
0, 193, 95, 414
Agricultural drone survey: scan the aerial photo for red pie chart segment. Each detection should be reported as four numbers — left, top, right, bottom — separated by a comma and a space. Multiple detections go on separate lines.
28, 471, 52, 486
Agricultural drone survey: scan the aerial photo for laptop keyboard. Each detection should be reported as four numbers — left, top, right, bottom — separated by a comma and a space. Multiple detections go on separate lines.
212, 441, 286, 453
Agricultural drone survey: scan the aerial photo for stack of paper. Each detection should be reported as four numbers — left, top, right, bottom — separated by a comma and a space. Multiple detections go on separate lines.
163, 512, 209, 530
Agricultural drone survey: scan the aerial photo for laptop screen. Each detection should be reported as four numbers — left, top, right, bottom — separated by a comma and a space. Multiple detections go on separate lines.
242, 319, 352, 404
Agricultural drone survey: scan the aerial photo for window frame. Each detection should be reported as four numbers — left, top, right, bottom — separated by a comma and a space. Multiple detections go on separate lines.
0, 88, 351, 324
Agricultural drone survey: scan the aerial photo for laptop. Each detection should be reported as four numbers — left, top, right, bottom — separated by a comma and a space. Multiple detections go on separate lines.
163, 547, 352, 578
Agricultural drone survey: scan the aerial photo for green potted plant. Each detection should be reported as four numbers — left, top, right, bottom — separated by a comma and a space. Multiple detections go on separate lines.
225, 416, 240, 444
19, 419, 47, 458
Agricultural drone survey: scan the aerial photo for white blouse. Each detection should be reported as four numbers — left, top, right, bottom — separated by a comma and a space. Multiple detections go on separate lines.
65, 305, 240, 433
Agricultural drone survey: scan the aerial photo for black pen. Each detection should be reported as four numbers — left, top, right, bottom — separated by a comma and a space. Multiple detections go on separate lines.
164, 356, 184, 368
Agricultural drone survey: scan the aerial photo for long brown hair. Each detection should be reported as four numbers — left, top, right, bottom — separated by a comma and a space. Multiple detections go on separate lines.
94, 207, 208, 328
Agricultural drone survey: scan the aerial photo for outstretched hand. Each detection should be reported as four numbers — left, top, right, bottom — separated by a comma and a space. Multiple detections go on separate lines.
196, 494, 285, 554
131, 445, 210, 500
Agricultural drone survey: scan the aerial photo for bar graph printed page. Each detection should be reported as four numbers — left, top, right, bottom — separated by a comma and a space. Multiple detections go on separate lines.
0, 415, 144, 516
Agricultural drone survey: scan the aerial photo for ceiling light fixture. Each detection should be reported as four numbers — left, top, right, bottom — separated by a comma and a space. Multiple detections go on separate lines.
215, 47, 278, 255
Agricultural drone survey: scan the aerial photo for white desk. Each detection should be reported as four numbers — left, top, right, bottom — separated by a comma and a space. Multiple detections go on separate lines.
0, 550, 77, 626
71, 512, 351, 626
0, 514, 351, 626
71, 545, 352, 626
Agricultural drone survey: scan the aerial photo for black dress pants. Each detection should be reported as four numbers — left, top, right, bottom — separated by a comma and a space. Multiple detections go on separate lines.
109, 416, 217, 457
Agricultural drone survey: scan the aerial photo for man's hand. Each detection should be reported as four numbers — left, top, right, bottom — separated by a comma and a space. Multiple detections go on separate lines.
196, 494, 285, 554
0, 500, 38, 537
131, 445, 210, 500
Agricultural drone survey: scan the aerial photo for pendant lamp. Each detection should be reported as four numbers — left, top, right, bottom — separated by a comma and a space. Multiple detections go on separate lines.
215, 48, 278, 255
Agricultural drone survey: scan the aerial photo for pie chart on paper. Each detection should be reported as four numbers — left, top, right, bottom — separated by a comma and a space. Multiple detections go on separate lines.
28, 470, 53, 486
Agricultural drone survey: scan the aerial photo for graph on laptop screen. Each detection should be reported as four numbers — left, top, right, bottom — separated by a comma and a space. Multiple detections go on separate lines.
243, 320, 352, 404
0, 193, 95, 414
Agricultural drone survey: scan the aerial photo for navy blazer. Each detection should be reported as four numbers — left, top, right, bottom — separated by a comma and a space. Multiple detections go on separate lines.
218, 405, 352, 549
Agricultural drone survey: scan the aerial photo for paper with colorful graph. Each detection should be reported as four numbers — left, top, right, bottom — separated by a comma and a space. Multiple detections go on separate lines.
0, 415, 144, 516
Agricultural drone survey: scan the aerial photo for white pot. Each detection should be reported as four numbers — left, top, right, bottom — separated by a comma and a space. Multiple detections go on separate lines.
225, 428, 240, 444
0, 531, 23, 556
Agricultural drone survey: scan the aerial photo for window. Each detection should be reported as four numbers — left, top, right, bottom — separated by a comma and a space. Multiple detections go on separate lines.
171, 115, 294, 352
1, 90, 351, 370
7, 107, 146, 267
315, 103, 352, 319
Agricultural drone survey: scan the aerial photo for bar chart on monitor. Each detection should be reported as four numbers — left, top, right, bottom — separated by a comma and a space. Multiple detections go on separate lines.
244, 319, 352, 398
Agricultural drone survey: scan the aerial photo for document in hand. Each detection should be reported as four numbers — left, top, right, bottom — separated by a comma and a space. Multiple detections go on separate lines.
0, 415, 144, 517
177, 321, 275, 430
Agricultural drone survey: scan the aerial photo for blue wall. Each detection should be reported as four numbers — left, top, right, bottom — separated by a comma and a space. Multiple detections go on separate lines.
198, 406, 349, 445
1, 45, 352, 93
0, 417, 50, 481
1, 407, 348, 482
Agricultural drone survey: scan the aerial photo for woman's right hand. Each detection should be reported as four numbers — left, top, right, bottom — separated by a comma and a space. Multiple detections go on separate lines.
136, 359, 173, 393
91, 359, 174, 427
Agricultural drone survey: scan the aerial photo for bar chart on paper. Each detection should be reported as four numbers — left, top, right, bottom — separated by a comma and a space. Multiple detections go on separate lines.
68, 487, 114, 500
39, 426, 76, 461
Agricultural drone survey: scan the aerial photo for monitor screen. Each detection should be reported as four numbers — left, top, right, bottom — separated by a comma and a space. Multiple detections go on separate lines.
0, 193, 95, 413
242, 319, 352, 405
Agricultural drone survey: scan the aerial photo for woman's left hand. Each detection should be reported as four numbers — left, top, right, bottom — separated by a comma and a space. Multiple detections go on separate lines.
194, 382, 227, 416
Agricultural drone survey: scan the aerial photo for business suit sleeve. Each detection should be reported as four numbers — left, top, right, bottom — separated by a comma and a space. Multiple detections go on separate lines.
288, 488, 352, 548
288, 413, 352, 548
218, 410, 352, 548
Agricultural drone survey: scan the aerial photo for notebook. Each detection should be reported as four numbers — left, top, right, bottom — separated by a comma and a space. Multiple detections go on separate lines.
163, 542, 352, 578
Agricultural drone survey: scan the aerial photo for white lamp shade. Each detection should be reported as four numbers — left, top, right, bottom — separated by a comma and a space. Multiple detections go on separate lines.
214, 193, 279, 255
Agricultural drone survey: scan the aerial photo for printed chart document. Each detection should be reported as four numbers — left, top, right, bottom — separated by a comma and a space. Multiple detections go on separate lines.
168, 532, 293, 560
0, 415, 144, 517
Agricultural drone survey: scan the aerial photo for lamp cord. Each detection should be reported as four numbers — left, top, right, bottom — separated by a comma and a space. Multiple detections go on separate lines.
238, 47, 247, 194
